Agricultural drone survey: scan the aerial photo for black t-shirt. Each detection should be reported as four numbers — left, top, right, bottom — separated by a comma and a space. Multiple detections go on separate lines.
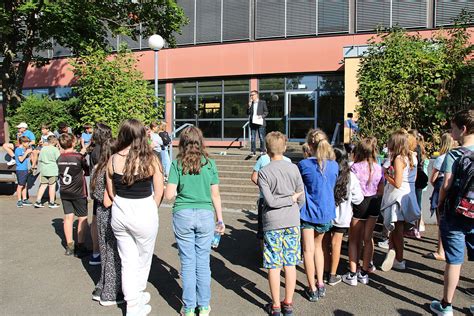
58, 152, 89, 199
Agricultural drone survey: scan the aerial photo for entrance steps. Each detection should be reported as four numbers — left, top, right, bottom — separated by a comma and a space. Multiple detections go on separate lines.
209, 149, 303, 211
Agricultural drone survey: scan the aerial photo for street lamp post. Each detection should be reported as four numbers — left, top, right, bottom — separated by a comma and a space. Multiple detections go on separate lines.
148, 34, 165, 118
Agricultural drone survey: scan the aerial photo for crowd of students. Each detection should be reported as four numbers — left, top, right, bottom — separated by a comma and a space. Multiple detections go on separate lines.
2, 109, 473, 316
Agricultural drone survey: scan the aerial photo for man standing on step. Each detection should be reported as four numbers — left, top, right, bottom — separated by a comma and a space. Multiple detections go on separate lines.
247, 90, 268, 157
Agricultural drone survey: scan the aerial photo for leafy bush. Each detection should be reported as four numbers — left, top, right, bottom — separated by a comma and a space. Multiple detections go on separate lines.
356, 14, 473, 152
7, 96, 81, 139
71, 48, 162, 135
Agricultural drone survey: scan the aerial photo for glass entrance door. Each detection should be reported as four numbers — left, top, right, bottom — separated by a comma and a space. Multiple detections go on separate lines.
285, 92, 317, 141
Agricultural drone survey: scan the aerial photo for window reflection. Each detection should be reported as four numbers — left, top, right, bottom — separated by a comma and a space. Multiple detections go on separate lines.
198, 94, 222, 119
175, 95, 196, 119
224, 94, 248, 118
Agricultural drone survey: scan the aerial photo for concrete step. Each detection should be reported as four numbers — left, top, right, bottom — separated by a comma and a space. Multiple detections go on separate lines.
222, 199, 257, 211
220, 184, 259, 194
221, 191, 258, 202
219, 177, 252, 186
215, 164, 255, 172
219, 170, 252, 179
213, 158, 256, 166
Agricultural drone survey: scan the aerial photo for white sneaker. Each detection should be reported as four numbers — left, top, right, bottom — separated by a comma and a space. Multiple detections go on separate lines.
100, 298, 125, 306
139, 292, 151, 305
357, 271, 369, 285
381, 249, 396, 272
342, 272, 358, 286
7, 159, 16, 166
378, 239, 389, 249
127, 304, 151, 316
393, 259, 406, 270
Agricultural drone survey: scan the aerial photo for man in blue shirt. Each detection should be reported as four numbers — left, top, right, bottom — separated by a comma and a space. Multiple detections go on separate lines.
3, 122, 36, 166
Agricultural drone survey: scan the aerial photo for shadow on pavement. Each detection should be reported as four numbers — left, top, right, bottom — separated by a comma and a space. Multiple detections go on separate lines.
334, 310, 355, 316
148, 255, 182, 313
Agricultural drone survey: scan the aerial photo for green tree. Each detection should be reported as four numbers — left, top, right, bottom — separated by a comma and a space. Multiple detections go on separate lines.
71, 47, 160, 135
8, 95, 80, 138
356, 13, 473, 151
1, 0, 187, 110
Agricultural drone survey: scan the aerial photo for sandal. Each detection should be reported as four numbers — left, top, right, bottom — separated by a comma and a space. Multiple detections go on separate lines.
422, 252, 445, 261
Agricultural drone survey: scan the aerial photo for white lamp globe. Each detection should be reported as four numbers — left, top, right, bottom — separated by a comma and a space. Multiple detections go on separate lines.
148, 34, 164, 50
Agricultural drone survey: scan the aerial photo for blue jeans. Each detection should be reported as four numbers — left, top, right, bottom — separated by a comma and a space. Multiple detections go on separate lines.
440, 214, 474, 265
173, 209, 215, 309
250, 124, 266, 153
160, 148, 171, 177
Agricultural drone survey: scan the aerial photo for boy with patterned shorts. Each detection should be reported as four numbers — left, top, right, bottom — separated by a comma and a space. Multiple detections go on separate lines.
258, 132, 305, 316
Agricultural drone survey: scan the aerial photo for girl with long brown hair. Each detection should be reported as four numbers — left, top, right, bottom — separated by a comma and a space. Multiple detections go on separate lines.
164, 126, 224, 316
380, 130, 420, 272
298, 129, 338, 301
343, 137, 383, 286
106, 119, 164, 316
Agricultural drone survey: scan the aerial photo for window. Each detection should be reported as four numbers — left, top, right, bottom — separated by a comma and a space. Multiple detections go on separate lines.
174, 79, 250, 140
224, 94, 248, 119
175, 95, 196, 119
198, 94, 222, 119
175, 81, 197, 94
224, 120, 248, 138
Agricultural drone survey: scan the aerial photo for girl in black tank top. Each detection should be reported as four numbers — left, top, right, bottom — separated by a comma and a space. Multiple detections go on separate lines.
106, 119, 164, 315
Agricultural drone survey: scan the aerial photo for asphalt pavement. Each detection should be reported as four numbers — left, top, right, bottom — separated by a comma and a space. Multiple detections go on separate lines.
0, 196, 473, 315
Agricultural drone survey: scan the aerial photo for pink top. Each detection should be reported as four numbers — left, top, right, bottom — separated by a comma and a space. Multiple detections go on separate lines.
351, 161, 383, 197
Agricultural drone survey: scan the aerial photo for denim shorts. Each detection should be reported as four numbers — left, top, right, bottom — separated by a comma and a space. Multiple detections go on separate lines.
263, 227, 301, 269
16, 170, 29, 186
440, 214, 474, 265
301, 220, 333, 234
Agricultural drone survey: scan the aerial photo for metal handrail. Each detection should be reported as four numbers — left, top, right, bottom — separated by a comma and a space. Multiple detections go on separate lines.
170, 123, 194, 159
242, 121, 250, 147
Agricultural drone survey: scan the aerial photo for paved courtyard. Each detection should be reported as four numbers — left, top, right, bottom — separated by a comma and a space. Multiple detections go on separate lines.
0, 196, 473, 315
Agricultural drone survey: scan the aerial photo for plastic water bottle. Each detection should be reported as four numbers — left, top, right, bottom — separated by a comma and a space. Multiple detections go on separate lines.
211, 221, 224, 248
211, 232, 221, 249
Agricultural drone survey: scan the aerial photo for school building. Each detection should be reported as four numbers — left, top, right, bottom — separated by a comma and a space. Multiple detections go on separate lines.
2, 0, 473, 145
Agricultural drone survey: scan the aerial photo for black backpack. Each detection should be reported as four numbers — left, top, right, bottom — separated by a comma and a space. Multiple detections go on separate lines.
159, 131, 171, 147
444, 147, 474, 219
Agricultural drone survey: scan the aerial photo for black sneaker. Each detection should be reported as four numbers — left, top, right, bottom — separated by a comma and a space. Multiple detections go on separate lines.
304, 287, 319, 302
48, 202, 60, 209
281, 302, 293, 316
22, 199, 33, 206
264, 303, 281, 316
92, 288, 102, 301
317, 285, 326, 298
328, 274, 342, 286
34, 201, 44, 208
323, 271, 330, 283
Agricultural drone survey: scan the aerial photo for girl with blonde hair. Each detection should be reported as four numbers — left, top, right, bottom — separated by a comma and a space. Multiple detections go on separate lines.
423, 133, 455, 261
164, 126, 225, 316
380, 130, 420, 272
343, 137, 383, 286
298, 129, 339, 301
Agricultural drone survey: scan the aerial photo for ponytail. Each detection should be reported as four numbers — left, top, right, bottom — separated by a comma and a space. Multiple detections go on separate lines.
306, 129, 336, 171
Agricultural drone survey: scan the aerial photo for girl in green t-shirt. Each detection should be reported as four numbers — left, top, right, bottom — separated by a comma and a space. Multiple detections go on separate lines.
164, 126, 225, 316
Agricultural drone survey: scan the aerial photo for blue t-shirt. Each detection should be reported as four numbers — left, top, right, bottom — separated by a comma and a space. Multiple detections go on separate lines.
14, 147, 30, 171
253, 154, 291, 198
81, 132, 92, 145
298, 157, 339, 224
21, 130, 36, 142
